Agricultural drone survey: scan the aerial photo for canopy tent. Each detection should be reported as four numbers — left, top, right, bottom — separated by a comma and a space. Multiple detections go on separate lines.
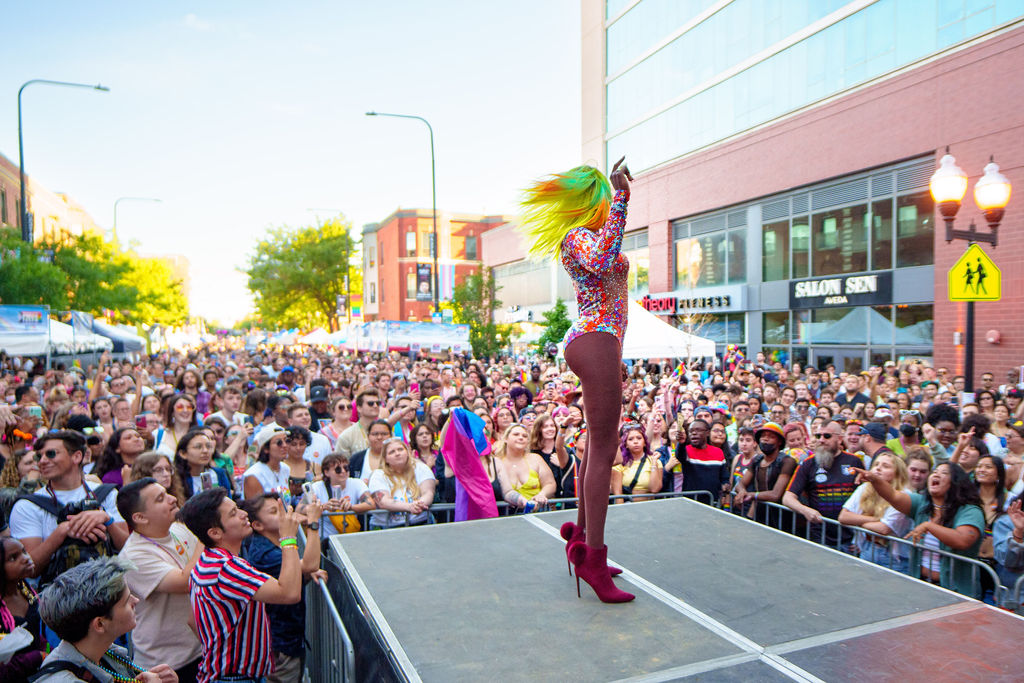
92, 319, 146, 353
0, 318, 110, 356
621, 300, 717, 360
298, 328, 330, 345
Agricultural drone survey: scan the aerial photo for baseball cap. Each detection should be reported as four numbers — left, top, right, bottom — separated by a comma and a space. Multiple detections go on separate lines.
280, 365, 295, 374
859, 422, 889, 443
874, 407, 893, 420
309, 385, 329, 402
255, 425, 286, 450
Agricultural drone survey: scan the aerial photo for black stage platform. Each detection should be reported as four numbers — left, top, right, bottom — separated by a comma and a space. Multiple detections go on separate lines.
326, 497, 1024, 682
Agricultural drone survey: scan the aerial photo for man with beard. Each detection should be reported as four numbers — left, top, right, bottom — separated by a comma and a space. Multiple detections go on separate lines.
782, 420, 860, 550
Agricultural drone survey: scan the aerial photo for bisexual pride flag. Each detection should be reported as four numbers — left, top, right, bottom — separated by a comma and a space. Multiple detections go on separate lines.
442, 408, 499, 521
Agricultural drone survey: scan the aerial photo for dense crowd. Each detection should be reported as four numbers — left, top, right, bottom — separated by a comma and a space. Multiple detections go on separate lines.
0, 345, 1022, 682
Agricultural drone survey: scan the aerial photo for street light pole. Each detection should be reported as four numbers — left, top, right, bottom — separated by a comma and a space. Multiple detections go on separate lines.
113, 196, 162, 244
365, 111, 439, 314
929, 148, 1012, 392
18, 79, 110, 243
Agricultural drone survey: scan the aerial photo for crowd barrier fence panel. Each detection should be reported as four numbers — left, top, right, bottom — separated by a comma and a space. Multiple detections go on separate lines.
743, 499, 1009, 606
298, 529, 356, 683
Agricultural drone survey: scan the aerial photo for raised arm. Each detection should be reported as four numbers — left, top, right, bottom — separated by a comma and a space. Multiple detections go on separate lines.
850, 467, 913, 516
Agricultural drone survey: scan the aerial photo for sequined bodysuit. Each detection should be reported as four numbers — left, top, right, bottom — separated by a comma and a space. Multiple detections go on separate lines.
560, 190, 629, 351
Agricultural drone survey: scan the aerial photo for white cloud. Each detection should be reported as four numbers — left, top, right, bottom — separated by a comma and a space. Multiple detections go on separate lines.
183, 13, 213, 32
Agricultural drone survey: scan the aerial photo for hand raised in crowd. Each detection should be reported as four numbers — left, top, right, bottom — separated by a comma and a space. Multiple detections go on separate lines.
304, 500, 323, 527
609, 155, 633, 194
1007, 498, 1024, 540
277, 499, 302, 539
956, 426, 976, 447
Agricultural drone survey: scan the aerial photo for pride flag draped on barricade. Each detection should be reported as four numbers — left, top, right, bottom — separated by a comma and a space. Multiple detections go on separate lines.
441, 408, 499, 521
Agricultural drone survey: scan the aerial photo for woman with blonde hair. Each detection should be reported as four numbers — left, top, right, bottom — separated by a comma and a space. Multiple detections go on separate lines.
367, 438, 437, 530
494, 423, 556, 513
530, 414, 570, 498
839, 451, 912, 573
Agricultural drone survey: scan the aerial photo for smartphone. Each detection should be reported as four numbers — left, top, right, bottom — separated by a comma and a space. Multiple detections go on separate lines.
135, 415, 147, 429
28, 406, 42, 418
200, 471, 216, 491
301, 481, 315, 505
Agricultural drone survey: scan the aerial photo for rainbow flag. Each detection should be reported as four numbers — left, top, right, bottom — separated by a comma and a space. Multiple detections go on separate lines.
442, 408, 499, 521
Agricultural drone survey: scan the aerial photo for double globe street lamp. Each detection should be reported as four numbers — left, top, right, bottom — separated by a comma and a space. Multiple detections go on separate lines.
929, 148, 1012, 391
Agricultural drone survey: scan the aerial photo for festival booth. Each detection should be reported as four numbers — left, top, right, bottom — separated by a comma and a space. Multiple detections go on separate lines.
621, 300, 716, 360
91, 319, 146, 354
298, 328, 330, 346
341, 320, 470, 355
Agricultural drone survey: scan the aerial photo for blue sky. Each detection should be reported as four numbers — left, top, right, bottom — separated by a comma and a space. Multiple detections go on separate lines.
0, 2, 582, 323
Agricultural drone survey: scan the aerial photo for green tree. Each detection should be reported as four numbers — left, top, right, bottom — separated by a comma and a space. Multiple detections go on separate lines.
121, 256, 190, 326
536, 297, 572, 350
0, 228, 69, 308
450, 268, 512, 358
244, 217, 360, 331
47, 232, 137, 314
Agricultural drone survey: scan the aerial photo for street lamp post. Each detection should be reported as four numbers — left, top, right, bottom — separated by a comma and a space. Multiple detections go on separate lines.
18, 79, 110, 243
113, 197, 162, 244
929, 148, 1012, 392
365, 111, 439, 314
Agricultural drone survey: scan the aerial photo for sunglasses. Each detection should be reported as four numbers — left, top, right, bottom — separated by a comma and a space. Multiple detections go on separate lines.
899, 409, 920, 416
174, 405, 193, 412
363, 400, 380, 406
34, 449, 62, 461
331, 466, 345, 474
270, 438, 287, 447
337, 404, 352, 410
814, 433, 837, 439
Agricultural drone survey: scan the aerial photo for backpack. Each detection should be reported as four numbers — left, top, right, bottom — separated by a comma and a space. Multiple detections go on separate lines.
17, 484, 116, 589
29, 660, 96, 682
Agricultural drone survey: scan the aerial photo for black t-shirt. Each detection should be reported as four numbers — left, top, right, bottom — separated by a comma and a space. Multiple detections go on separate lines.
835, 391, 870, 407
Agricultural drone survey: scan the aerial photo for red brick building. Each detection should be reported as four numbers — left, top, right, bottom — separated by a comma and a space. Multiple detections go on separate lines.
361, 209, 512, 321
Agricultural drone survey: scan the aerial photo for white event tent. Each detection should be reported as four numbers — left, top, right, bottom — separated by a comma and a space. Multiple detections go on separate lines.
621, 300, 717, 360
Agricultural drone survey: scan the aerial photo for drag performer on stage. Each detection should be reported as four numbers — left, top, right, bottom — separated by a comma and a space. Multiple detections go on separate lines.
520, 157, 634, 603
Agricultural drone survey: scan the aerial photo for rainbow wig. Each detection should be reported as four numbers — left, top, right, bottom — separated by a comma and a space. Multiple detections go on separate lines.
518, 165, 612, 260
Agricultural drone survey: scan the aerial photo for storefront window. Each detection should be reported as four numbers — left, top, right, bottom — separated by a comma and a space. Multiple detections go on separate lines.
762, 220, 789, 281
793, 310, 810, 344
792, 218, 810, 278
762, 346, 789, 366
871, 305, 894, 346
811, 204, 868, 275
684, 312, 745, 345
895, 304, 933, 346
871, 198, 893, 271
896, 192, 934, 267
810, 306, 866, 344
763, 311, 789, 344
698, 232, 726, 286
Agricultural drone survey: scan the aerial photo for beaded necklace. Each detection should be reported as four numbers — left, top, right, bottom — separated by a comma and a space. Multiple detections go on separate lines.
98, 648, 144, 682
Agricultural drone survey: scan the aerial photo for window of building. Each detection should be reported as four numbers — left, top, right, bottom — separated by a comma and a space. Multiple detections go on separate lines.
406, 272, 416, 299
465, 235, 478, 260
406, 232, 417, 257
0, 188, 6, 225
622, 231, 650, 297
896, 192, 934, 267
687, 312, 745, 345
762, 220, 789, 281
811, 204, 868, 276
762, 311, 789, 344
368, 246, 376, 268
369, 282, 376, 304
871, 198, 894, 271
673, 211, 745, 290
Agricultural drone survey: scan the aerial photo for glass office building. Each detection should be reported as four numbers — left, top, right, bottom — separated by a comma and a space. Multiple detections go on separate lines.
601, 0, 1024, 173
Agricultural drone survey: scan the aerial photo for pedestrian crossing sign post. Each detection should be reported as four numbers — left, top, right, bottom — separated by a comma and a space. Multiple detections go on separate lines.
948, 243, 1001, 301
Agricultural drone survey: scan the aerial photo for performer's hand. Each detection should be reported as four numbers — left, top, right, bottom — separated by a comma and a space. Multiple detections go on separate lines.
609, 156, 633, 194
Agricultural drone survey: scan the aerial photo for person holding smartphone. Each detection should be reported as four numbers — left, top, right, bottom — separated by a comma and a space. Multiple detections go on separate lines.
307, 453, 374, 535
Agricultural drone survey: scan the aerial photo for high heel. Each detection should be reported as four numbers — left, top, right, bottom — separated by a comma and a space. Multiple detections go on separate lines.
568, 542, 635, 603
560, 522, 622, 576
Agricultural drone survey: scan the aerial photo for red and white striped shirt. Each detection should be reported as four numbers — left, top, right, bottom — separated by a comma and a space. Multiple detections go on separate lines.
189, 546, 272, 683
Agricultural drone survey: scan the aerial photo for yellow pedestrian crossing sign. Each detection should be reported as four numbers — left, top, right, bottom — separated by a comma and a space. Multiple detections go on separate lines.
948, 243, 1000, 301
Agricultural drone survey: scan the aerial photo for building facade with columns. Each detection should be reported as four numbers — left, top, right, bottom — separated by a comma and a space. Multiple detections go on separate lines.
568, 0, 1024, 380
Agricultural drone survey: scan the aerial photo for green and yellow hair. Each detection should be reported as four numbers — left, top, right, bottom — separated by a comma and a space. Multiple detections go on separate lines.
518, 165, 612, 260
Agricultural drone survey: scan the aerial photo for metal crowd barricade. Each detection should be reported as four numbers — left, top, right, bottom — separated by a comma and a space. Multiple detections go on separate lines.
297, 529, 356, 682
746, 499, 1009, 605
388, 490, 716, 526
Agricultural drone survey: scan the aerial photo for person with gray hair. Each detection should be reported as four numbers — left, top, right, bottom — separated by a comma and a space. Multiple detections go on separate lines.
33, 556, 178, 683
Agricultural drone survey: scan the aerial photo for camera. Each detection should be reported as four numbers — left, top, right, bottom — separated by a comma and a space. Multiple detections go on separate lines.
57, 497, 102, 523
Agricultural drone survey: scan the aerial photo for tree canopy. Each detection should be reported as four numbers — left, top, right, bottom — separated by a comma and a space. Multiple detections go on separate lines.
536, 297, 572, 350
449, 268, 512, 358
0, 227, 189, 325
244, 217, 360, 331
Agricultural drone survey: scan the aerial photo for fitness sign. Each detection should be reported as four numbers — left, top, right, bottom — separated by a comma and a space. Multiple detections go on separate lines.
789, 272, 893, 309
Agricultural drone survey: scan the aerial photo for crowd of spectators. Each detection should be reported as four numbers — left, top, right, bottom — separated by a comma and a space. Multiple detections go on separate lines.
0, 345, 1023, 681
